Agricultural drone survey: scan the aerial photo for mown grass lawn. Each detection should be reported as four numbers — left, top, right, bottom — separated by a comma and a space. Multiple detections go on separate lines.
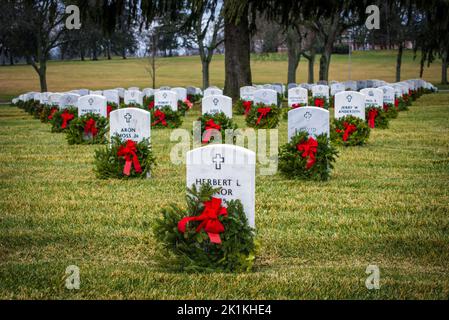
0, 91, 448, 299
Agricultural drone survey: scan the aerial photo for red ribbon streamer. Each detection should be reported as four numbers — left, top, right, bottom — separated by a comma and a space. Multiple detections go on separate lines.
202, 119, 221, 144
367, 109, 378, 128
117, 140, 142, 176
383, 103, 389, 112
152, 109, 167, 126
394, 98, 399, 108
48, 107, 58, 120
184, 99, 193, 110
336, 122, 357, 141
178, 197, 228, 244
296, 137, 318, 170
256, 107, 271, 125
243, 101, 252, 116
148, 101, 155, 110
314, 98, 325, 107
107, 105, 113, 117
60, 111, 74, 129
84, 118, 98, 136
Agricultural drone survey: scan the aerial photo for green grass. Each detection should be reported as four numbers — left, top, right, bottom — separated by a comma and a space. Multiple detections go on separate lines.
0, 92, 448, 299
0, 50, 444, 102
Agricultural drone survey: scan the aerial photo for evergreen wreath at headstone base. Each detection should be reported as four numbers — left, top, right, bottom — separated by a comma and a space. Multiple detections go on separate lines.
331, 115, 370, 146
153, 184, 258, 272
245, 102, 280, 129
32, 103, 44, 120
107, 103, 119, 117
93, 136, 156, 179
143, 95, 154, 106
198, 112, 238, 144
151, 106, 183, 129
382, 102, 398, 119
65, 113, 108, 145
397, 96, 409, 111
177, 99, 194, 115
50, 107, 77, 132
40, 105, 58, 123
278, 132, 338, 181
366, 106, 389, 129
120, 102, 142, 109
187, 93, 202, 103
309, 95, 329, 109
234, 99, 253, 115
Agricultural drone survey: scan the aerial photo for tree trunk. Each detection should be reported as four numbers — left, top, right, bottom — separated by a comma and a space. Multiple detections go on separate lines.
80, 45, 85, 61
122, 47, 127, 59
107, 41, 112, 60
38, 61, 47, 92
224, 2, 252, 99
319, 46, 332, 81
307, 53, 315, 83
396, 43, 403, 82
9, 53, 14, 65
202, 60, 210, 90
441, 51, 448, 84
286, 30, 300, 84
92, 43, 98, 61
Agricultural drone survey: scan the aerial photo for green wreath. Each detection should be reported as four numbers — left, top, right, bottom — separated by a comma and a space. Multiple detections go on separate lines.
107, 102, 119, 117
66, 113, 108, 145
187, 94, 202, 103
40, 105, 58, 123
245, 102, 280, 129
198, 112, 238, 144
178, 99, 194, 115
366, 106, 389, 129
153, 183, 258, 272
397, 96, 409, 111
120, 102, 143, 109
94, 136, 156, 179
382, 103, 398, 119
33, 103, 44, 120
151, 106, 183, 129
143, 95, 154, 106
282, 103, 306, 119
331, 115, 370, 146
278, 132, 338, 181
309, 95, 329, 109
50, 107, 78, 132
234, 99, 253, 115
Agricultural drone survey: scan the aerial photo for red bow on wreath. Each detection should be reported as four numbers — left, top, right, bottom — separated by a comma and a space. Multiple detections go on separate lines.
148, 101, 155, 110
394, 98, 399, 108
178, 197, 228, 244
152, 109, 167, 126
107, 105, 113, 117
336, 122, 357, 141
84, 118, 98, 137
202, 119, 221, 144
117, 140, 142, 176
383, 103, 389, 112
367, 109, 378, 128
60, 110, 74, 129
184, 99, 193, 110
256, 107, 271, 125
296, 137, 318, 170
314, 98, 325, 107
243, 101, 252, 116
48, 107, 58, 120
291, 103, 301, 109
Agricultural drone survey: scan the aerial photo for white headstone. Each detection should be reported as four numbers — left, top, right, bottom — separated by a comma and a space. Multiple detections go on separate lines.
334, 91, 366, 120
186, 144, 256, 228
204, 87, 223, 97
360, 88, 383, 108
330, 83, 345, 96
344, 81, 358, 91
253, 89, 278, 106
154, 90, 178, 111
128, 87, 140, 91
288, 107, 329, 141
240, 86, 257, 101
172, 87, 187, 101
378, 86, 395, 104
91, 90, 103, 96
311, 85, 330, 100
78, 89, 90, 96
39, 92, 51, 105
124, 90, 143, 106
202, 95, 233, 118
115, 88, 125, 98
109, 108, 151, 143
103, 89, 120, 105
59, 93, 80, 109
48, 93, 63, 107
142, 88, 154, 97
288, 87, 308, 107
77, 95, 107, 117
